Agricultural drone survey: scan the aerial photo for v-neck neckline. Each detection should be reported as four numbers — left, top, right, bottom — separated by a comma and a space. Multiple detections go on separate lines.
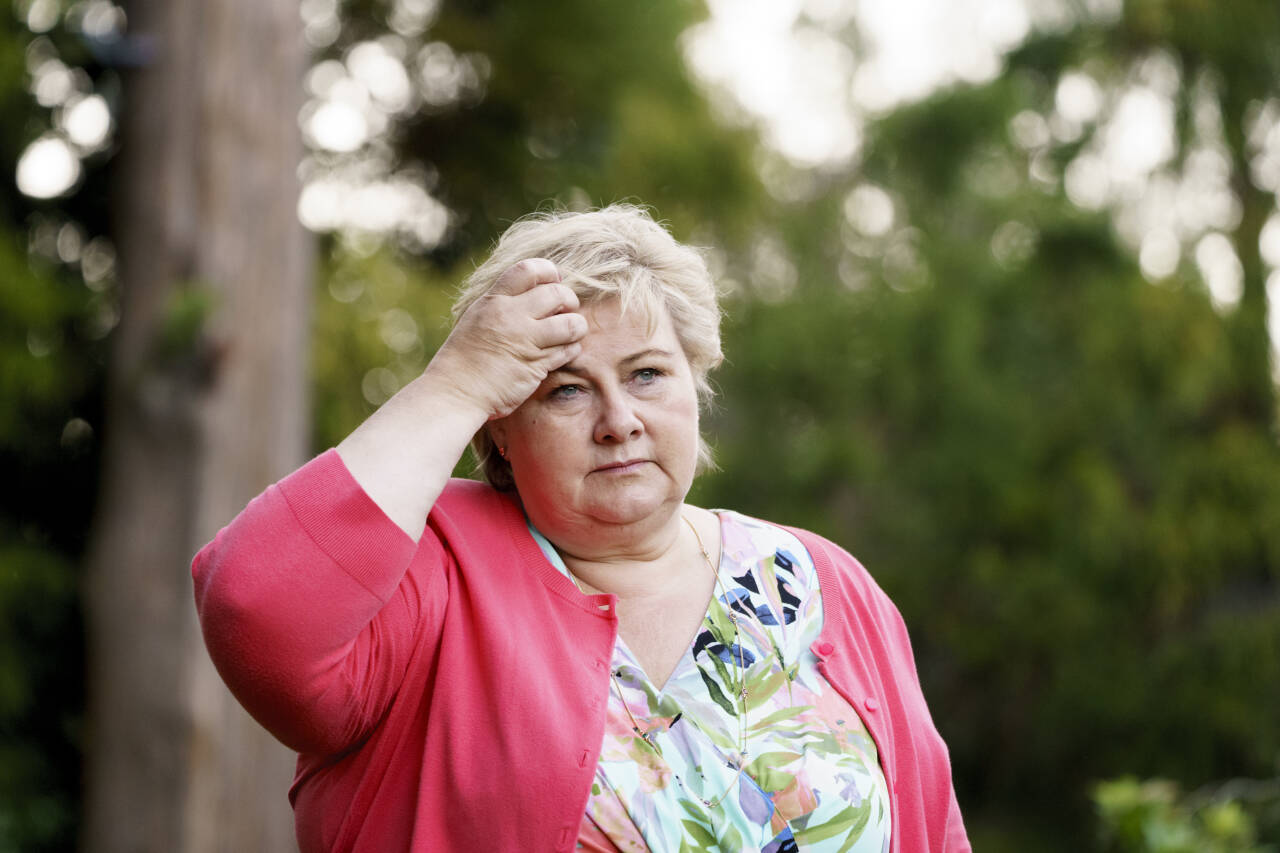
610, 510, 730, 697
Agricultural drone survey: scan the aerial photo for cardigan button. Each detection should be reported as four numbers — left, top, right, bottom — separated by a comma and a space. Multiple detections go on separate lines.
864, 697, 879, 712
817, 641, 835, 656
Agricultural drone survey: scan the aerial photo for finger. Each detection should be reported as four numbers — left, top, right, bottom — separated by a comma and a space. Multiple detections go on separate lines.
530, 311, 588, 349
517, 282, 580, 319
543, 341, 583, 373
489, 258, 559, 297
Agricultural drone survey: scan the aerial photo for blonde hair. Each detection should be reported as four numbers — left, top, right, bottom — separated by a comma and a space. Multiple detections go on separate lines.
453, 204, 723, 490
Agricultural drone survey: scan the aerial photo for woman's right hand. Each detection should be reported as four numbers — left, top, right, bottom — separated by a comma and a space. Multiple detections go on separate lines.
336, 258, 586, 538
426, 258, 588, 420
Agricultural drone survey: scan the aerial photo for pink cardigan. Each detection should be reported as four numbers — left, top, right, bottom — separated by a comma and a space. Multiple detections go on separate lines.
193, 450, 968, 851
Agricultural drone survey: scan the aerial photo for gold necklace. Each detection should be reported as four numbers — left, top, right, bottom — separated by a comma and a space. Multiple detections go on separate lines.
565, 515, 753, 809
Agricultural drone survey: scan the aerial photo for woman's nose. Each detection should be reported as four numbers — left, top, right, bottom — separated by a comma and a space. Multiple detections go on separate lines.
593, 393, 643, 443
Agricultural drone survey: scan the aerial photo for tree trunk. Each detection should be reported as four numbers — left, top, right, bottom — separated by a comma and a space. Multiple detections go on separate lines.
82, 0, 310, 849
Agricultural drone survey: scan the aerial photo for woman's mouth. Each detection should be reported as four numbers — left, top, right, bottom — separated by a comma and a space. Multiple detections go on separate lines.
593, 459, 650, 474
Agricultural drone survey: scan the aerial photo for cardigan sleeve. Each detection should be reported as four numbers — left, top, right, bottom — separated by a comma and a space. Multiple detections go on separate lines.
864, 571, 969, 853
192, 449, 445, 756
791, 527, 971, 853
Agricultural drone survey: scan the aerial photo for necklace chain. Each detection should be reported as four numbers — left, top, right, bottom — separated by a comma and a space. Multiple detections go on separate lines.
566, 514, 754, 809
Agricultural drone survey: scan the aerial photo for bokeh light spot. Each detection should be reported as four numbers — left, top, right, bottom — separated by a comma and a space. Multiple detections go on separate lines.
16, 135, 81, 198
1103, 86, 1175, 180
1056, 72, 1101, 125
80, 237, 116, 289
24, 0, 60, 32
60, 417, 94, 452
990, 220, 1037, 269
362, 367, 402, 406
1195, 232, 1243, 311
1259, 213, 1280, 269
32, 59, 75, 107
62, 94, 112, 149
1139, 228, 1180, 280
304, 100, 368, 153
348, 41, 412, 114
389, 0, 439, 37
844, 185, 894, 237
379, 308, 420, 354
1009, 110, 1049, 150
1064, 153, 1109, 210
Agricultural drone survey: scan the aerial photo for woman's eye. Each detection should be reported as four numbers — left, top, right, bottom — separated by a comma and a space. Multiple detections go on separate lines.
634, 368, 663, 383
549, 384, 583, 399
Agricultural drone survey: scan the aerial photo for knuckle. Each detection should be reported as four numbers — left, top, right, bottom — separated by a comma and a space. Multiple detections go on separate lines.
514, 257, 553, 278
555, 284, 579, 306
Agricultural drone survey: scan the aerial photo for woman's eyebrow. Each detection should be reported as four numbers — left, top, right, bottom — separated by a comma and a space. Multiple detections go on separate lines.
620, 348, 676, 365
550, 348, 677, 377
549, 364, 588, 377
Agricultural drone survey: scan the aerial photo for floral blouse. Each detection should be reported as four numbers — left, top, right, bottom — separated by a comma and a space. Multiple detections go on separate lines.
531, 511, 891, 853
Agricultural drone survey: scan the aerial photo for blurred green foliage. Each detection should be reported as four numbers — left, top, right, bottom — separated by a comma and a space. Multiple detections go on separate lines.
312, 246, 457, 453
704, 216, 1280, 847
2, 0, 1279, 850
0, 172, 96, 853
1094, 775, 1280, 853
336, 0, 766, 263
695, 15, 1280, 841
1, 5, 123, 852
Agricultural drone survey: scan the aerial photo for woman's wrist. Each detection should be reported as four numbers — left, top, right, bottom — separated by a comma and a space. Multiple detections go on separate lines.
413, 356, 497, 427
335, 365, 492, 539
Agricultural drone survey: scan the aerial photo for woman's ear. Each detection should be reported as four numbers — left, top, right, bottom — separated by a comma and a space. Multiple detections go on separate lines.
487, 419, 508, 453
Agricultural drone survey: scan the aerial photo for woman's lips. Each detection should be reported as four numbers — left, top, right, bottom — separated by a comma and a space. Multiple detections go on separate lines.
593, 459, 650, 474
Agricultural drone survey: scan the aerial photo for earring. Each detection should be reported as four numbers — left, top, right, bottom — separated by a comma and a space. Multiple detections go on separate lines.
498, 446, 507, 459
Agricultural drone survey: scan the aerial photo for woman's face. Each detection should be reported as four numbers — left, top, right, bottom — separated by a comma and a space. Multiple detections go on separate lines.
490, 298, 701, 539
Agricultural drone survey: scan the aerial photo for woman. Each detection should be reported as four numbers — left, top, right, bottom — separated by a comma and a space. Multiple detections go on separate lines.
193, 205, 969, 852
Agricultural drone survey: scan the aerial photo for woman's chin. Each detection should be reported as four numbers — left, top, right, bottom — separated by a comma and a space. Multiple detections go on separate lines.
580, 485, 676, 527
584, 500, 663, 527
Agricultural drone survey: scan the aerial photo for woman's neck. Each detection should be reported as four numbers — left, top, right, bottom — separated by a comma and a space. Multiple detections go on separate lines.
554, 505, 720, 601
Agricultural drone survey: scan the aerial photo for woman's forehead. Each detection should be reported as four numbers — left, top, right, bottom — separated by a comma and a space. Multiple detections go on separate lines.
578, 299, 676, 349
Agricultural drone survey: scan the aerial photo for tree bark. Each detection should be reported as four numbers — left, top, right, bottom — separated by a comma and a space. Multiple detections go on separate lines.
82, 0, 310, 849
